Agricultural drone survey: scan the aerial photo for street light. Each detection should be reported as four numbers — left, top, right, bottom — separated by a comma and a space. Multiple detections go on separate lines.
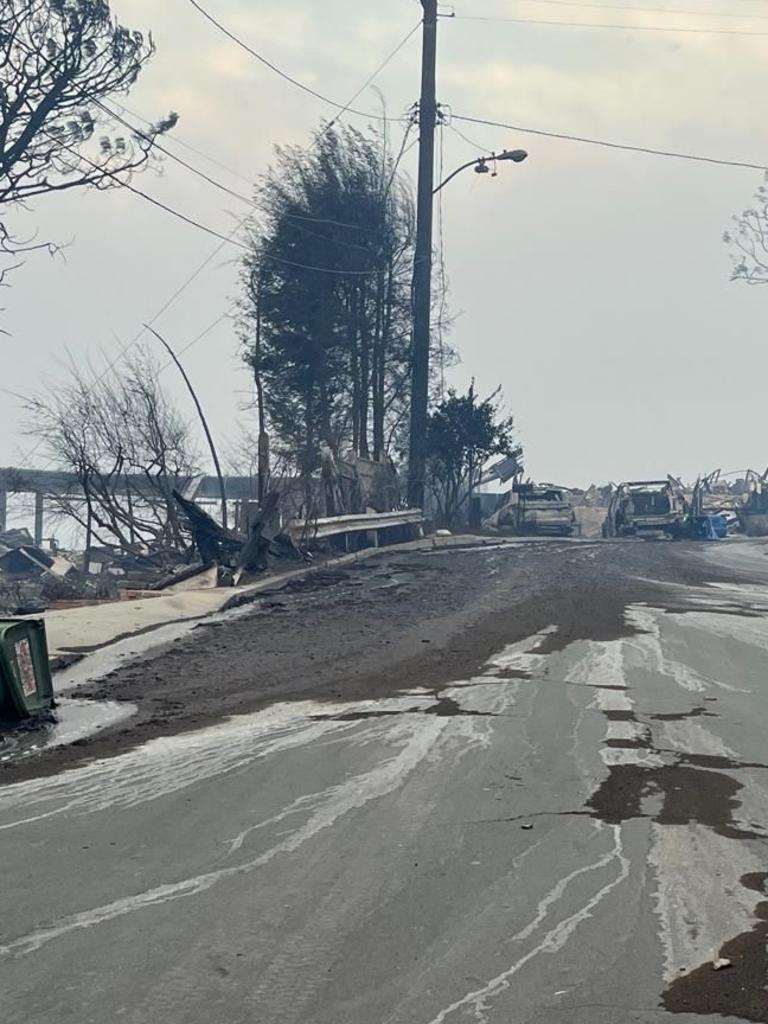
433, 149, 528, 195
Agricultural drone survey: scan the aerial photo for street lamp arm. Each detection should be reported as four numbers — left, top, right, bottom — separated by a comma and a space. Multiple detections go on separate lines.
433, 158, 482, 195
432, 149, 528, 195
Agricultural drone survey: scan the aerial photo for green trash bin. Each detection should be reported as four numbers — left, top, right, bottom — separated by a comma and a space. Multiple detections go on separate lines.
0, 619, 55, 722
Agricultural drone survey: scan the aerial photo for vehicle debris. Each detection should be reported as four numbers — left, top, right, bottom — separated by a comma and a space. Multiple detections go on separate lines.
485, 482, 577, 537
738, 469, 768, 537
602, 479, 689, 539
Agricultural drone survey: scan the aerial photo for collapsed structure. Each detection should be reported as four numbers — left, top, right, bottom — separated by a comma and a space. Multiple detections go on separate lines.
0, 457, 420, 615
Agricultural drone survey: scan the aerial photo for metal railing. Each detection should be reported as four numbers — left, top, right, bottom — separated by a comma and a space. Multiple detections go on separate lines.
286, 510, 423, 545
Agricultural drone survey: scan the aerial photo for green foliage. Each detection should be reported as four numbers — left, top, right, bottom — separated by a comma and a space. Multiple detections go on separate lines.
240, 123, 420, 475
426, 384, 521, 526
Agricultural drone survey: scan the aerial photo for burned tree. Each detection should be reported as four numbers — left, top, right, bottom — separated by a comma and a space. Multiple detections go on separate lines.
24, 348, 199, 555
0, 0, 176, 277
724, 173, 768, 286
239, 124, 422, 500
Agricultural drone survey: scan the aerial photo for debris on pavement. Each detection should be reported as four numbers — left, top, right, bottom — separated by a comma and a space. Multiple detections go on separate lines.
713, 958, 733, 971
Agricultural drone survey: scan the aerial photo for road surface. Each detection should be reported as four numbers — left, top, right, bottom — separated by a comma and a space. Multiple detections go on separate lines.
1, 538, 767, 1023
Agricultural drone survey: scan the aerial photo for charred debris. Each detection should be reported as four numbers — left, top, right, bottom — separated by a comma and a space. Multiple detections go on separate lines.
483, 469, 768, 542
0, 457, 419, 616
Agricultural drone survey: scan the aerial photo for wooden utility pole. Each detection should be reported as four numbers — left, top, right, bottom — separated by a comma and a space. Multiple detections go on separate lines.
254, 273, 270, 508
407, 0, 439, 511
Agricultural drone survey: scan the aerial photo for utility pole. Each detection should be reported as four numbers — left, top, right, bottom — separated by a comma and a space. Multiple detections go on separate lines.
407, 0, 438, 510
254, 272, 270, 508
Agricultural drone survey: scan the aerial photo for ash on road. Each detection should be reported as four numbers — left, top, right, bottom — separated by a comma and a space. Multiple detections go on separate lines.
2, 538, 768, 1024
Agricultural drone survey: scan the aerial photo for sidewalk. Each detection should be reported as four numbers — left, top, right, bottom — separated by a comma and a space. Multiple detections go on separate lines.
39, 534, 509, 666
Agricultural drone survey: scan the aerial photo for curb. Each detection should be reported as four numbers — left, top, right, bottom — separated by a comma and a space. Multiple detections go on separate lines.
48, 533, 503, 670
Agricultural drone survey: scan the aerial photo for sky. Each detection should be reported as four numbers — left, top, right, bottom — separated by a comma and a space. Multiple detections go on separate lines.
2, 0, 768, 492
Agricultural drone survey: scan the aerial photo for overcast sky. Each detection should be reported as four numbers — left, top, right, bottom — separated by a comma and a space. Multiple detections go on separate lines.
2, 0, 768, 488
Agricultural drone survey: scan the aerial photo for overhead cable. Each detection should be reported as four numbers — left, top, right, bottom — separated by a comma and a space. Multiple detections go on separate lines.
451, 113, 768, 171
451, 13, 768, 35
323, 21, 422, 132
48, 135, 383, 274
186, 0, 410, 121
459, 0, 768, 20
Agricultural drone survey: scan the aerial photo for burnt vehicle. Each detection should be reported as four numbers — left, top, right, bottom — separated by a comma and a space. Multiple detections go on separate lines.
602, 479, 688, 539
487, 483, 577, 536
734, 468, 768, 537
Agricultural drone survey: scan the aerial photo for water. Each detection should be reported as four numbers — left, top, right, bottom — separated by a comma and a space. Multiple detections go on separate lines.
0, 697, 137, 764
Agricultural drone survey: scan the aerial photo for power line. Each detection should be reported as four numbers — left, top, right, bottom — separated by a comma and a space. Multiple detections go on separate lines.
66, 140, 254, 250
110, 13, 420, 193
447, 121, 494, 154
49, 134, 385, 274
461, 0, 768, 20
6, 9, 418, 467
96, 23, 422, 244
186, 0, 409, 121
158, 310, 234, 374
451, 13, 768, 34
383, 116, 418, 196
436, 124, 448, 397
103, 101, 410, 242
9, 222, 239, 470
99, 235, 237, 381
96, 99, 256, 207
452, 113, 768, 170
260, 250, 380, 276
112, 100, 256, 186
324, 21, 422, 132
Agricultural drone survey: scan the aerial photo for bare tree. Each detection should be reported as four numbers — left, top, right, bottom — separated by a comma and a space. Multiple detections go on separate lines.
724, 173, 768, 286
24, 348, 199, 556
0, 0, 176, 275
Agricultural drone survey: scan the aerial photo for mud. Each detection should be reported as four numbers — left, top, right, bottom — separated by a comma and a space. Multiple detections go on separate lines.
589, 734, 767, 840
0, 539, 756, 786
2, 537, 768, 1020
662, 874, 768, 1022
650, 706, 718, 722
315, 694, 504, 723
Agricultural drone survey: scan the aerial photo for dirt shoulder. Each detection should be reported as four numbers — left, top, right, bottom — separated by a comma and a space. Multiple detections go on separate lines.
0, 539, 754, 783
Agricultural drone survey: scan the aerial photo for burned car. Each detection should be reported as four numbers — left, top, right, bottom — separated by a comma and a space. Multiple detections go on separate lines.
486, 483, 577, 536
602, 479, 688, 539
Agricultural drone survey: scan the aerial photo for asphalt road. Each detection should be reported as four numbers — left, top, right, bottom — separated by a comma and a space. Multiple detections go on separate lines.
2, 539, 768, 1023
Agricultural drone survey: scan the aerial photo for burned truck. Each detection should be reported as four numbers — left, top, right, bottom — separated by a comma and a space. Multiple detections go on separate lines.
602, 479, 688, 539
735, 469, 768, 537
486, 483, 577, 536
